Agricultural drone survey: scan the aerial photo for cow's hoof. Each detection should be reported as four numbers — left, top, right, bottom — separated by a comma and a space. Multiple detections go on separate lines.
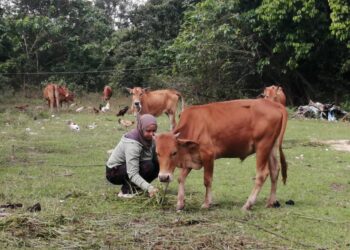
201, 203, 211, 209
241, 203, 252, 211
266, 200, 280, 208
241, 206, 250, 212
176, 204, 184, 211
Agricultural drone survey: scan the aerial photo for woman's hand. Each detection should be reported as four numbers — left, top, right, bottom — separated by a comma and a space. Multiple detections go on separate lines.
148, 186, 159, 197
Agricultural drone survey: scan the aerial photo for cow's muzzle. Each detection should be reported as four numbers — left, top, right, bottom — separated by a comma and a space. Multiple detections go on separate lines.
134, 102, 141, 111
158, 174, 172, 183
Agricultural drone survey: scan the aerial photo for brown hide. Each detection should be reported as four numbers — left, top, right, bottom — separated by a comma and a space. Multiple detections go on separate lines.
155, 99, 288, 211
103, 86, 113, 101
43, 83, 74, 111
127, 87, 185, 129
262, 85, 287, 106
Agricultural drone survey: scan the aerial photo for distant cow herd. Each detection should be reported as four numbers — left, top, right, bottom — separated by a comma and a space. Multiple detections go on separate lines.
42, 82, 288, 211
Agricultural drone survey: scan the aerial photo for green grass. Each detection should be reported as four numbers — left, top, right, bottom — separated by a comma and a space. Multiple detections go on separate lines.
0, 94, 350, 249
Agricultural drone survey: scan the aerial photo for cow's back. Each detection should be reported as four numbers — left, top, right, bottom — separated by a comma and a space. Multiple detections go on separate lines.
174, 99, 284, 159
142, 90, 180, 116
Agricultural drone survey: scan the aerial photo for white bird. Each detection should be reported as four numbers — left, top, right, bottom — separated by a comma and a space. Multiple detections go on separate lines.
87, 122, 97, 129
69, 103, 77, 108
75, 106, 85, 112
67, 121, 80, 132
100, 102, 110, 112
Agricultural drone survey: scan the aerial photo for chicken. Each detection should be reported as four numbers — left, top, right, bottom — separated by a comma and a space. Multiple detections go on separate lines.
87, 122, 97, 129
93, 107, 100, 114
116, 106, 129, 116
69, 103, 77, 108
100, 102, 110, 112
118, 118, 135, 129
15, 104, 29, 111
67, 121, 80, 132
75, 106, 85, 112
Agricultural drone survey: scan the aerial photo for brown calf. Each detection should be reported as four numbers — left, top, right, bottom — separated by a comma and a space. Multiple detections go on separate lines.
155, 99, 288, 211
103, 85, 113, 101
261, 85, 287, 106
43, 83, 74, 112
127, 87, 185, 129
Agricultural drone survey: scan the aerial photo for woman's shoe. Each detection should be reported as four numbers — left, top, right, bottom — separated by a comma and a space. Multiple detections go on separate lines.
117, 191, 136, 198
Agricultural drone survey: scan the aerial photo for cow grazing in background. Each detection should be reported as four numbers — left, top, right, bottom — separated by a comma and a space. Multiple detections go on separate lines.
260, 85, 287, 106
57, 85, 74, 106
126, 87, 185, 130
155, 99, 288, 211
103, 85, 113, 101
43, 83, 74, 112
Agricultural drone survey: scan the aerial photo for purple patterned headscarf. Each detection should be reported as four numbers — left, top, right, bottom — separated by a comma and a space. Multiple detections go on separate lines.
125, 114, 157, 149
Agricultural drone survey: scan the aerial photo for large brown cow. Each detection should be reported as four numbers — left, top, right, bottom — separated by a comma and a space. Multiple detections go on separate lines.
103, 85, 113, 101
127, 87, 185, 129
155, 99, 288, 211
43, 83, 74, 112
260, 85, 287, 106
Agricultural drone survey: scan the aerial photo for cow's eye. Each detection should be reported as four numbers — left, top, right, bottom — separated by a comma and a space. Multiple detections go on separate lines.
171, 151, 177, 157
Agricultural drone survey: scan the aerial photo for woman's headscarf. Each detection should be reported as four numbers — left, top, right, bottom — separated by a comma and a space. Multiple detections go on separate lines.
124, 114, 157, 149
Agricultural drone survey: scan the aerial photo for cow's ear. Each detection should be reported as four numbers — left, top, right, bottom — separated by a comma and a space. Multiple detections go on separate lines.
177, 139, 202, 169
125, 87, 132, 94
177, 139, 199, 150
143, 87, 151, 93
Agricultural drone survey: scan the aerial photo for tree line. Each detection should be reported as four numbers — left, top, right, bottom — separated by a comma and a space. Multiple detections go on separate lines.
0, 0, 349, 106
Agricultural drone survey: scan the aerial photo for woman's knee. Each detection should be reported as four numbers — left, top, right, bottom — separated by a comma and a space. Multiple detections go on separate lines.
106, 165, 126, 185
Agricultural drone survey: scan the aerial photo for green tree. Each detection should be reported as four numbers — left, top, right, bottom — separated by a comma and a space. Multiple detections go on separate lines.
0, 0, 115, 92
171, 0, 349, 104
170, 0, 260, 101
109, 0, 196, 89
329, 0, 350, 74
251, 0, 349, 103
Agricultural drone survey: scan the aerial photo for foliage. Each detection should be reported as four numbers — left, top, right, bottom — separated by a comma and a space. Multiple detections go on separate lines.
251, 0, 349, 103
108, 0, 192, 89
170, 0, 260, 101
0, 0, 115, 91
0, 0, 349, 105
329, 0, 350, 74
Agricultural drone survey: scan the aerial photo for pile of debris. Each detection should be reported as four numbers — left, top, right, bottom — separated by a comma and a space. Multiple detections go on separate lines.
293, 100, 348, 121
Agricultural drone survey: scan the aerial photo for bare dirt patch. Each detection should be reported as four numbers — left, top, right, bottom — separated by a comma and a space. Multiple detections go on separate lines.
330, 183, 347, 192
321, 140, 350, 152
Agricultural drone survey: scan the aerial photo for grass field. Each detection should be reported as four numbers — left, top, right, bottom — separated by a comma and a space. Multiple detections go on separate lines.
0, 93, 350, 249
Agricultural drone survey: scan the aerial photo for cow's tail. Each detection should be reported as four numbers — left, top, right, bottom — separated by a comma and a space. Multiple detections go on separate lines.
176, 92, 185, 112
278, 106, 288, 184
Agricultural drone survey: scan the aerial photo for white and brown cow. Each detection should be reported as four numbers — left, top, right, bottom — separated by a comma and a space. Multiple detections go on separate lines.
127, 87, 185, 129
155, 99, 288, 211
